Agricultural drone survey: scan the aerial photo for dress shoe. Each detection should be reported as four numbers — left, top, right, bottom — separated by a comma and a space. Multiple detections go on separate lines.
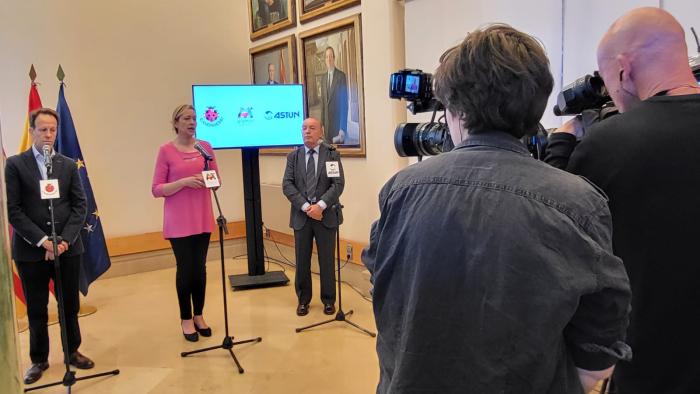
296, 303, 309, 316
69, 351, 95, 369
23, 362, 49, 385
194, 321, 212, 337
182, 320, 199, 342
323, 303, 336, 315
183, 331, 199, 342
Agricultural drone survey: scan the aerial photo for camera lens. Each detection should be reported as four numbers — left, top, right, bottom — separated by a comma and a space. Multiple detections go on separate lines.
394, 122, 453, 157
555, 74, 609, 116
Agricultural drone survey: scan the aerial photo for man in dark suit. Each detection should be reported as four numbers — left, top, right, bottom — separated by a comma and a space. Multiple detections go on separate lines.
5, 108, 93, 385
282, 117, 344, 316
321, 47, 348, 144
266, 63, 279, 85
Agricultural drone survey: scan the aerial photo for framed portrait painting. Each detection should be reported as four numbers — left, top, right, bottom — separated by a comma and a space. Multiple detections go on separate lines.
250, 35, 298, 85
299, 14, 365, 156
298, 0, 360, 23
248, 0, 296, 41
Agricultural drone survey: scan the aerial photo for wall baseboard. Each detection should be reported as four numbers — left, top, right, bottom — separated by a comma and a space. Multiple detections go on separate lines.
104, 221, 367, 266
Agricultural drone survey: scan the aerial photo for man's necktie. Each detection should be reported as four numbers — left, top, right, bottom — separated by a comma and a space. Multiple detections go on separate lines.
306, 149, 317, 202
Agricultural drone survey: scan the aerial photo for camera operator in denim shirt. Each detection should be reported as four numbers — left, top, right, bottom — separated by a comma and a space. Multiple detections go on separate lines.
362, 24, 632, 394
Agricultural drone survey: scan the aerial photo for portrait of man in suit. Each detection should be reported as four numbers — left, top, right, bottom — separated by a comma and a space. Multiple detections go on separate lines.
321, 46, 348, 144
267, 63, 279, 84
282, 117, 344, 316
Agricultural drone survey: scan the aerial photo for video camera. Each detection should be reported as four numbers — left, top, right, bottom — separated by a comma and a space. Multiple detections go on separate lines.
554, 56, 700, 118
389, 69, 550, 160
389, 69, 453, 158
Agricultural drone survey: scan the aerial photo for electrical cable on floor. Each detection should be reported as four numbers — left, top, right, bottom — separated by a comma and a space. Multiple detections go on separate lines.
224, 223, 373, 303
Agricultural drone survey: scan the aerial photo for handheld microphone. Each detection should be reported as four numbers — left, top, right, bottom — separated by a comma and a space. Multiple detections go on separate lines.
42, 145, 53, 169
318, 139, 336, 151
194, 142, 213, 160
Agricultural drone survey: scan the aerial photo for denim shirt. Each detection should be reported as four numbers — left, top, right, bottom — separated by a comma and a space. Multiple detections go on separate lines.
363, 131, 631, 394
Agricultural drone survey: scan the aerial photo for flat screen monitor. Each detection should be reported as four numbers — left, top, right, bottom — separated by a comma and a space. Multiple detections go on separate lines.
192, 84, 304, 149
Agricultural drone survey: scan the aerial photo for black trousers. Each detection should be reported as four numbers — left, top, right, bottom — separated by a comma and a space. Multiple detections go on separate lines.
294, 219, 336, 305
169, 232, 211, 320
15, 254, 82, 364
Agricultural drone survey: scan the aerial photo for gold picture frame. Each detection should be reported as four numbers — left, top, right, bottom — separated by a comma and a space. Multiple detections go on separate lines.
248, 0, 297, 41
250, 35, 298, 85
299, 14, 365, 157
298, 0, 361, 24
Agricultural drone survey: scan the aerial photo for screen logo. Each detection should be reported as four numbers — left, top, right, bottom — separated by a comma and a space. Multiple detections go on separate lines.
238, 107, 254, 119
264, 111, 301, 120
201, 106, 223, 127
237, 107, 255, 125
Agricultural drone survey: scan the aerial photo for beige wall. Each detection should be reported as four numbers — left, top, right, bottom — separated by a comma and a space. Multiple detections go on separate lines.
0, 0, 250, 237
0, 0, 408, 244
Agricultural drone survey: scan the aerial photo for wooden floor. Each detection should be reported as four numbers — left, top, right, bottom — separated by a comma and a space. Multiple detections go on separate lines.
18, 258, 379, 393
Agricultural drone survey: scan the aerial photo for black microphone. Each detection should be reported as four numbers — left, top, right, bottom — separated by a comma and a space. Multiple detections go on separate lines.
194, 142, 212, 161
318, 139, 336, 151
42, 145, 53, 170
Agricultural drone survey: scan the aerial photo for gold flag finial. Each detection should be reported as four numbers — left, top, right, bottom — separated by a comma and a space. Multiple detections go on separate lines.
57, 64, 65, 82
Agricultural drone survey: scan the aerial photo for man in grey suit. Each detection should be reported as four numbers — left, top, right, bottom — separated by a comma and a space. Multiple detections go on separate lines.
5, 108, 94, 385
282, 117, 344, 316
321, 47, 348, 144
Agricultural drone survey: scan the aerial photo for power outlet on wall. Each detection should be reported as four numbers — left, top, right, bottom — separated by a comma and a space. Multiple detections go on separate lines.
346, 244, 353, 260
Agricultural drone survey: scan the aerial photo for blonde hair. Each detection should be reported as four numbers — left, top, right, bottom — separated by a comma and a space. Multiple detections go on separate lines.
171, 104, 195, 133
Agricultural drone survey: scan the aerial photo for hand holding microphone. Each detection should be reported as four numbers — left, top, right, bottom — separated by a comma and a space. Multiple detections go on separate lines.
180, 174, 206, 189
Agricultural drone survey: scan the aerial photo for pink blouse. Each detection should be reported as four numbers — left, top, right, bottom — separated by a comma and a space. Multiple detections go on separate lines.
151, 140, 219, 239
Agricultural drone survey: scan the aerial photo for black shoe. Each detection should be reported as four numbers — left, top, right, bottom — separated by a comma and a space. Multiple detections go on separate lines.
296, 303, 309, 316
182, 320, 199, 342
24, 362, 49, 385
183, 331, 199, 342
69, 351, 95, 369
194, 321, 212, 337
323, 303, 336, 315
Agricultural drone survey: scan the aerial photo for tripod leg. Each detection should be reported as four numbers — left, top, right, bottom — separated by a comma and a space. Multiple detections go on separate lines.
344, 319, 377, 337
181, 344, 224, 357
227, 349, 245, 374
232, 337, 262, 346
295, 317, 336, 332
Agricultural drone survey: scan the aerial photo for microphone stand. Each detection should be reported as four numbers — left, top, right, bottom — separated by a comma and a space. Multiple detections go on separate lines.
295, 203, 375, 337
26, 154, 119, 393
180, 154, 262, 373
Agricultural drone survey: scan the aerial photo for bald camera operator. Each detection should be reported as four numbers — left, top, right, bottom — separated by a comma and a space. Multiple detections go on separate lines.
544, 7, 700, 394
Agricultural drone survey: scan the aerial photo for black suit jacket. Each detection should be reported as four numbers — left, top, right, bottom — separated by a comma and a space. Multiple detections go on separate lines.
5, 148, 87, 262
282, 144, 344, 230
321, 68, 348, 141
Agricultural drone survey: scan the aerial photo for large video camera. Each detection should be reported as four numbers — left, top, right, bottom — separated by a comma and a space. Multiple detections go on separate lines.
554, 56, 700, 118
389, 69, 453, 158
389, 69, 550, 160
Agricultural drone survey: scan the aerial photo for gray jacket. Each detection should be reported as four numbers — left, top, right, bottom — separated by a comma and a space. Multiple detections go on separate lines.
282, 144, 344, 230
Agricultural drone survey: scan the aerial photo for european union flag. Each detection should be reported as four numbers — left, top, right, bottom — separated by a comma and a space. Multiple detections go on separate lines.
56, 83, 111, 295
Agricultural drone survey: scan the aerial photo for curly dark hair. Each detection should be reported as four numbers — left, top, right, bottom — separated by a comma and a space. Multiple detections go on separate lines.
433, 24, 553, 139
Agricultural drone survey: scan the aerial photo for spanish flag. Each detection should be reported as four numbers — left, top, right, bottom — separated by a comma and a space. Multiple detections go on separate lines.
10, 79, 44, 320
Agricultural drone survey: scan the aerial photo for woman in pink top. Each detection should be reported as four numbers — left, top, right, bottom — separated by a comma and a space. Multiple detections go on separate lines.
152, 104, 219, 342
